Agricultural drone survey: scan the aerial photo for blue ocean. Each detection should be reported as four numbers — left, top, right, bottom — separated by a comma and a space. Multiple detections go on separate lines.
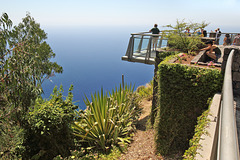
41, 26, 154, 110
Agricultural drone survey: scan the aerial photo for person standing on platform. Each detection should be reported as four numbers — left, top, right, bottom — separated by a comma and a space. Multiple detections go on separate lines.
197, 30, 202, 36
215, 28, 221, 44
201, 29, 207, 37
149, 24, 160, 51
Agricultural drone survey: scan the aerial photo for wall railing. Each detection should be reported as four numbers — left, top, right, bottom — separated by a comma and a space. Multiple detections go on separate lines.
217, 49, 240, 160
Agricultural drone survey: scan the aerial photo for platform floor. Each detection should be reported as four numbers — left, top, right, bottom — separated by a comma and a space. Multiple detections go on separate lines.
122, 45, 230, 65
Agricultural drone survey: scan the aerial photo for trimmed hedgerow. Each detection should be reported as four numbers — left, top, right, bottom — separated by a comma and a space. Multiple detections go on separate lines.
183, 106, 210, 159
155, 62, 223, 156
151, 51, 180, 125
156, 50, 180, 61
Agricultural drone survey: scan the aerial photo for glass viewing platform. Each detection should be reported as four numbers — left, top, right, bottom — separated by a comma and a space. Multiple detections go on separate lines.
122, 31, 239, 65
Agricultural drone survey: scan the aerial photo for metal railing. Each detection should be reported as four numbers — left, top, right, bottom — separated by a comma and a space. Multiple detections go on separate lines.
123, 31, 240, 65
217, 49, 240, 160
124, 32, 168, 64
205, 32, 240, 45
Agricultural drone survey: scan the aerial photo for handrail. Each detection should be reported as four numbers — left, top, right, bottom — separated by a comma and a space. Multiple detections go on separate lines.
218, 49, 240, 160
131, 31, 240, 36
131, 33, 163, 36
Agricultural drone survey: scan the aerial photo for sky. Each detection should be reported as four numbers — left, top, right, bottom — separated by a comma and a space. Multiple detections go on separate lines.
1, 0, 240, 32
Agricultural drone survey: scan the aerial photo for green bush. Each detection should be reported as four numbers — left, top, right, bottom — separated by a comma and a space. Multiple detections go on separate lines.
157, 51, 180, 62
0, 119, 25, 159
136, 80, 153, 100
24, 85, 78, 160
53, 147, 121, 160
53, 149, 95, 160
155, 62, 222, 156
72, 84, 141, 153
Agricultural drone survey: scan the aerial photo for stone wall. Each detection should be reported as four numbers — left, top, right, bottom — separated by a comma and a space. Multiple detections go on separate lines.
221, 47, 240, 95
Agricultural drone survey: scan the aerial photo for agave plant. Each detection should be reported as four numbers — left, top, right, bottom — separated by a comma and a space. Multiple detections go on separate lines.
72, 84, 141, 152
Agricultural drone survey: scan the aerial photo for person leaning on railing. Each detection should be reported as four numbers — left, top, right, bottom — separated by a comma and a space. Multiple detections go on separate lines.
223, 34, 231, 45
200, 40, 221, 63
149, 24, 160, 51
233, 34, 240, 46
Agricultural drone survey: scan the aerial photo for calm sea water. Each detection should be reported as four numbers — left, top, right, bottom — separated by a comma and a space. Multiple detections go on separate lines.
41, 26, 154, 110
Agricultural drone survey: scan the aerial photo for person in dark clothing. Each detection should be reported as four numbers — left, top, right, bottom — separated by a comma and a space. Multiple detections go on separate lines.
223, 34, 231, 45
200, 40, 221, 63
202, 30, 207, 37
215, 28, 221, 44
149, 24, 160, 51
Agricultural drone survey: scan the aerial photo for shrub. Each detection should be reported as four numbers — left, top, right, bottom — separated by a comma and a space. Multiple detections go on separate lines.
24, 85, 78, 160
0, 119, 25, 159
155, 62, 223, 156
156, 51, 180, 61
72, 84, 141, 153
53, 149, 95, 160
136, 80, 153, 100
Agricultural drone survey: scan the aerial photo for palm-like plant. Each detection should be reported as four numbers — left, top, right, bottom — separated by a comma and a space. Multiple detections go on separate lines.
72, 84, 141, 152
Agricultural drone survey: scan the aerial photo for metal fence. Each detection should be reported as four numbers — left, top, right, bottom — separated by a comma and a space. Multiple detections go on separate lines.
204, 32, 240, 46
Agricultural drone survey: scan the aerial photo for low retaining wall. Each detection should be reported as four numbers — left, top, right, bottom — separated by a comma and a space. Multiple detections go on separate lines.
196, 47, 240, 159
195, 93, 221, 160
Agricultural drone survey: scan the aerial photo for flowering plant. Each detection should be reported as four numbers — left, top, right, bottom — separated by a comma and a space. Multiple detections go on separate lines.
207, 61, 215, 68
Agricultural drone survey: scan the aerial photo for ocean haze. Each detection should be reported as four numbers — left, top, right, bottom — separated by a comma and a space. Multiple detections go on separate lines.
41, 26, 154, 109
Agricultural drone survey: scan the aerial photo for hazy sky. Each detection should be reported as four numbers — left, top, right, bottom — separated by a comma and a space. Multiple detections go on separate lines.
1, 0, 240, 31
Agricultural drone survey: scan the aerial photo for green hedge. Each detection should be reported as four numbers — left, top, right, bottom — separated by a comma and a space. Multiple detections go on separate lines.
155, 62, 223, 156
183, 107, 210, 159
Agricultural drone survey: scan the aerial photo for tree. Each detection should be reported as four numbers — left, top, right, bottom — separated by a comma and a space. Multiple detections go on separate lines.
1, 12, 63, 122
0, 13, 63, 159
164, 19, 209, 53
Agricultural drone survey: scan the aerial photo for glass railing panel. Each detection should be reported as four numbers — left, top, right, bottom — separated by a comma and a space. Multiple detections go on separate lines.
133, 36, 151, 57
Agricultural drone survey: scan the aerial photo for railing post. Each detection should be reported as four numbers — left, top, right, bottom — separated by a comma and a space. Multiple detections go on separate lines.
157, 35, 163, 49
125, 35, 134, 60
131, 36, 135, 59
145, 36, 152, 63
230, 34, 235, 45
136, 35, 144, 53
